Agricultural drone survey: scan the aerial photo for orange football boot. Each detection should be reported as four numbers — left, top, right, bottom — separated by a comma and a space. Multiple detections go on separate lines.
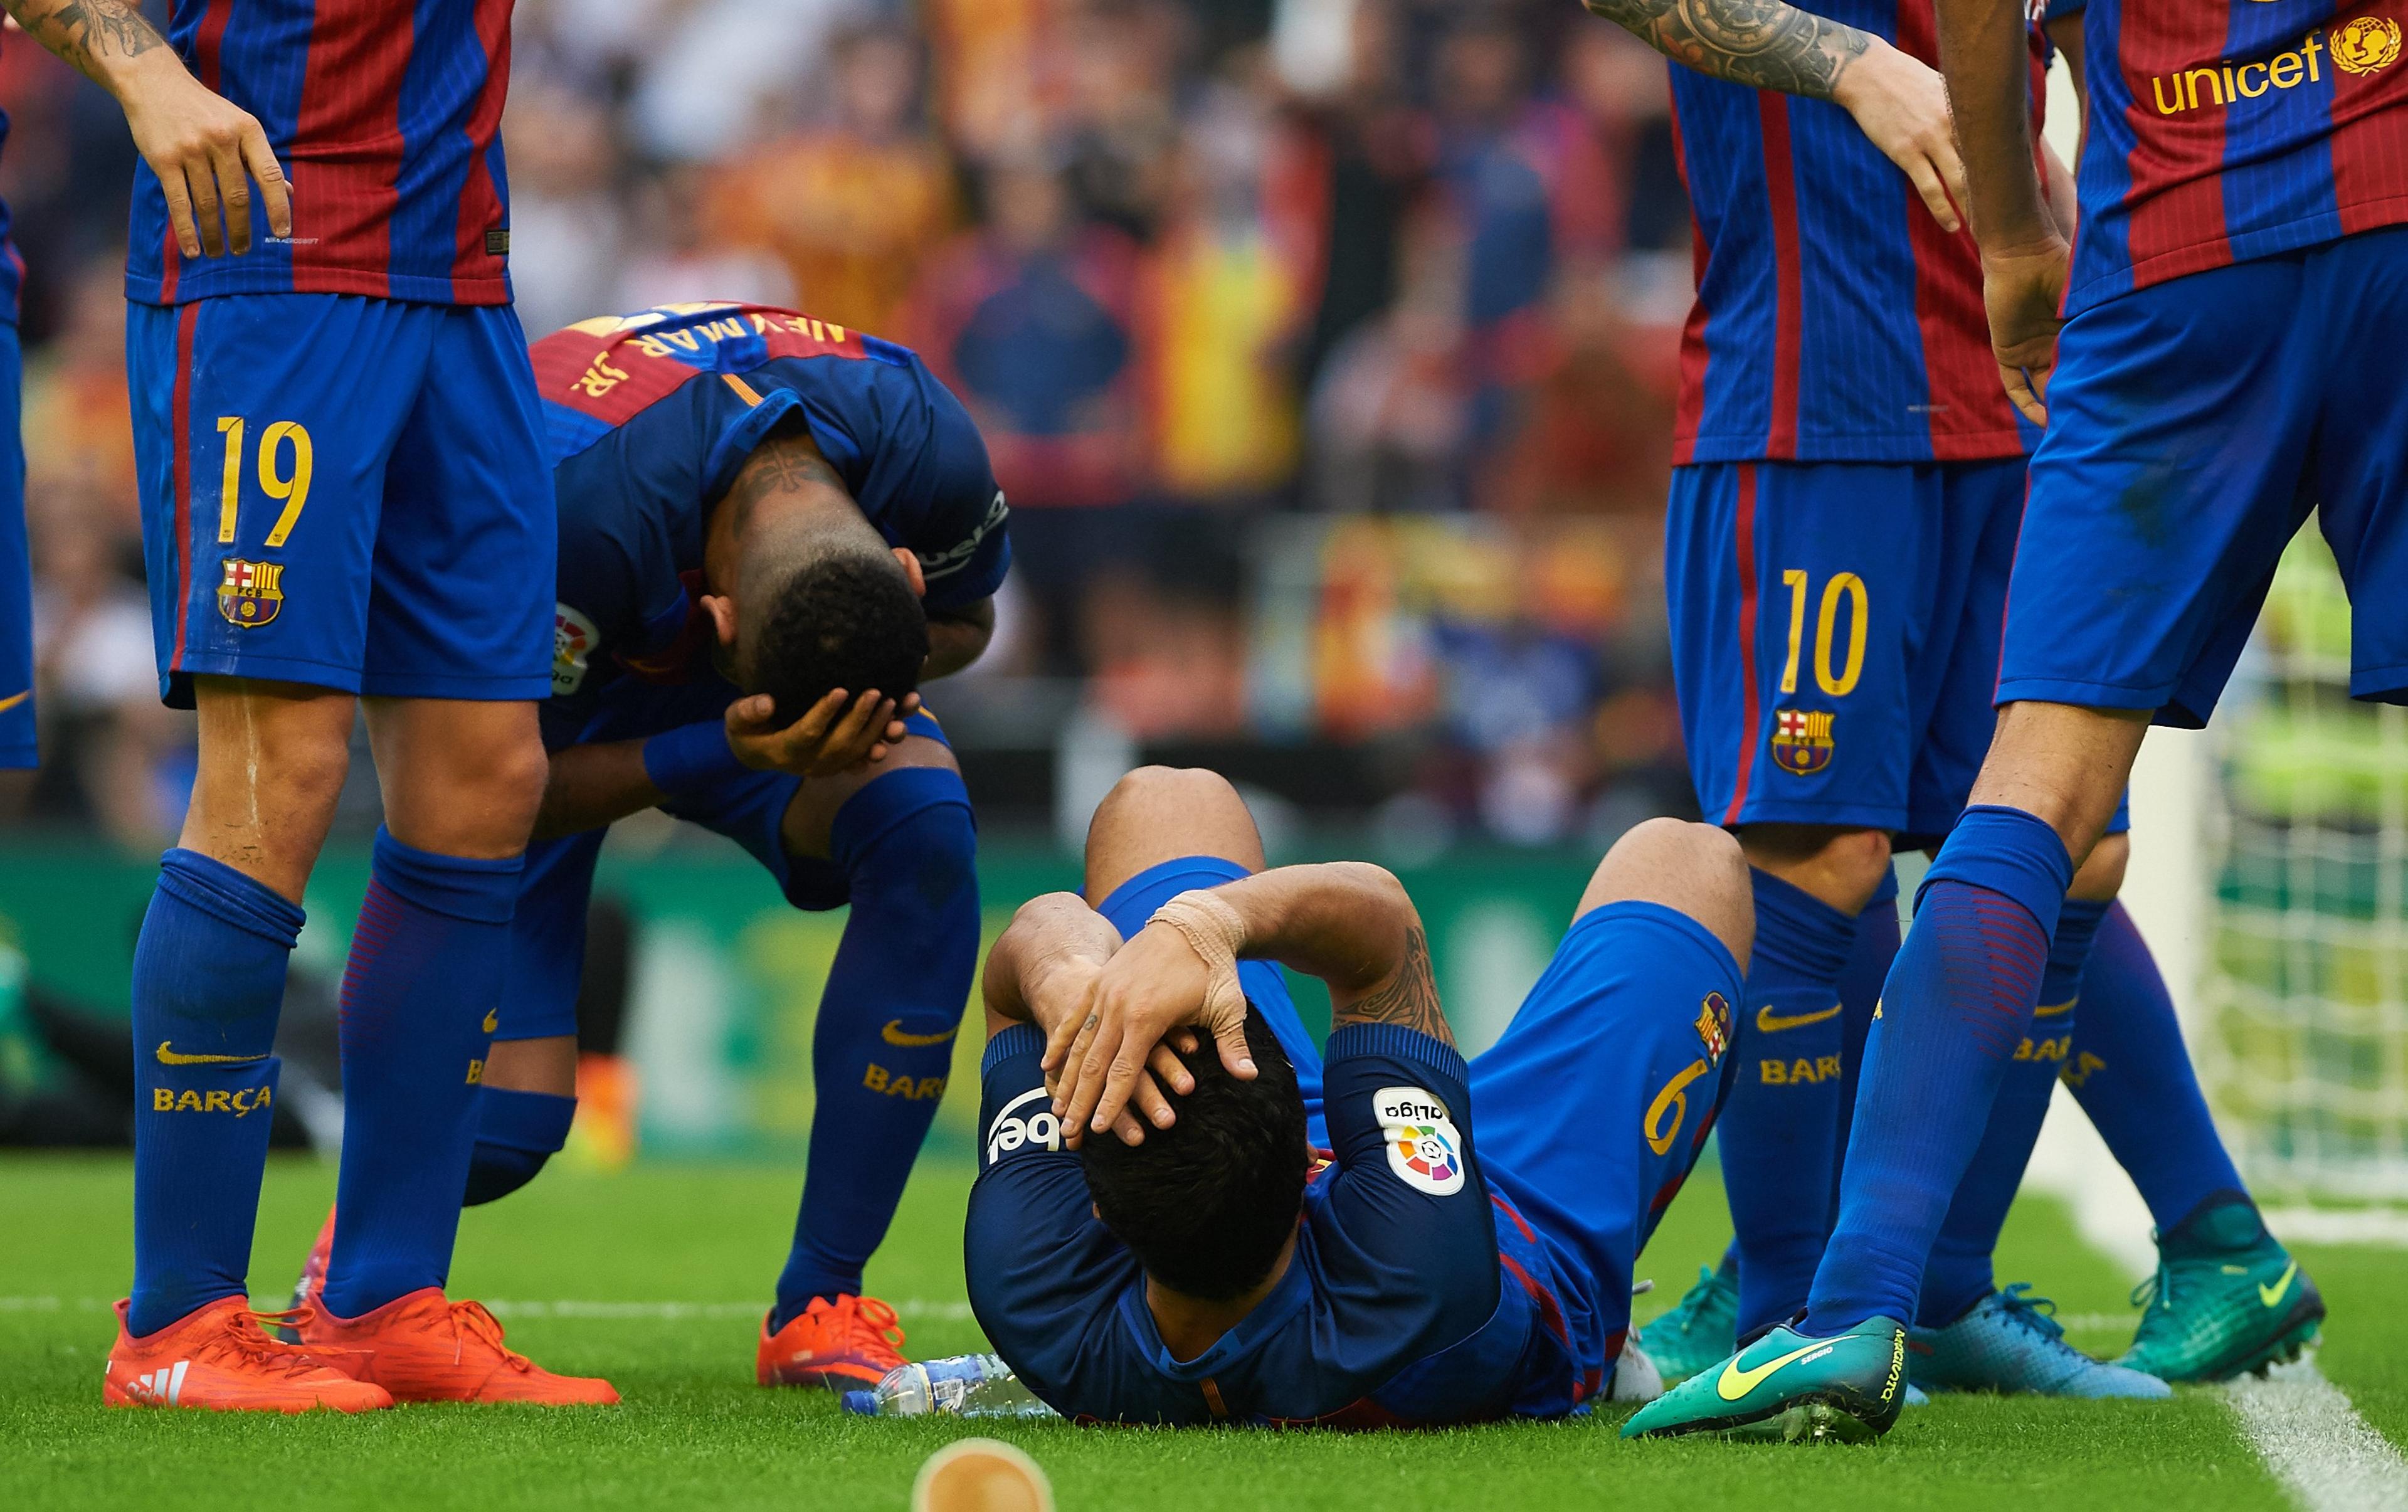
301, 1287, 620, 1405
103, 1297, 392, 1412
756, 1294, 909, 1389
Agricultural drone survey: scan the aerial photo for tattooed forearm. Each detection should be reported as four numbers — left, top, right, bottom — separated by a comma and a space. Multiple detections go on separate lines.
1333, 924, 1455, 1047
1583, 0, 1872, 100
4, 0, 166, 83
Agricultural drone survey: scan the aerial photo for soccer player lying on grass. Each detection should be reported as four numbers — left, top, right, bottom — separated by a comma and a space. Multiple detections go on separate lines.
287, 302, 1007, 1392
965, 766, 1760, 1425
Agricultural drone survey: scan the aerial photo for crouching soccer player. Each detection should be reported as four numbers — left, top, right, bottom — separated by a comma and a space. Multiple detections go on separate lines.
290, 302, 1007, 1390
965, 766, 1766, 1425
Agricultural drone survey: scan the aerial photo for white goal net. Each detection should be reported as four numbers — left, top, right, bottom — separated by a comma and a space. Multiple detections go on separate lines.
2199, 531, 2408, 1200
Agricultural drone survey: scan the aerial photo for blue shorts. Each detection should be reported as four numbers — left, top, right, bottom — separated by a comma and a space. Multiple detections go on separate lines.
1471, 901, 1745, 1387
1667, 458, 2026, 844
0, 325, 29, 767
129, 295, 552, 708
2007, 224, 2408, 726
1091, 855, 1328, 1150
495, 677, 948, 1042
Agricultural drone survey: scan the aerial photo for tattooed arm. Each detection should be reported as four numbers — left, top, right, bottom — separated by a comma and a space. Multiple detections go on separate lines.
3, 0, 292, 258
1057, 862, 1449, 1141
1583, 0, 1972, 231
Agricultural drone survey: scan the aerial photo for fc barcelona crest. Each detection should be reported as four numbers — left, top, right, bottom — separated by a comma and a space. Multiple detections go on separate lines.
217, 558, 285, 628
1771, 707, 1834, 776
1694, 991, 1732, 1060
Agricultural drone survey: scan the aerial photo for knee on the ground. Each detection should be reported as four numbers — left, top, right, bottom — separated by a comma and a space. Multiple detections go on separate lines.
1584, 818, 1753, 969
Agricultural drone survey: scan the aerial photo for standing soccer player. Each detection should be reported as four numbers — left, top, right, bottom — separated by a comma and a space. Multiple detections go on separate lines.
0, 50, 26, 788
6, 0, 611, 1410
1627, 0, 2388, 1442
1579, 0, 2170, 1400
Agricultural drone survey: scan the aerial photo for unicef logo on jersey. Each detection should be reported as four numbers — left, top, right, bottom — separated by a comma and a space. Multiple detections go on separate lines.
985, 1087, 1063, 1167
1374, 1086, 1465, 1196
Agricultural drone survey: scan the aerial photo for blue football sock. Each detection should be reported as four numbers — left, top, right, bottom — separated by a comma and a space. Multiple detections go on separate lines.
463, 1086, 577, 1206
1829, 867, 1900, 1220
320, 828, 522, 1319
771, 768, 978, 1328
1719, 867, 1859, 1338
1806, 806, 2071, 1334
1917, 896, 2110, 1324
128, 850, 303, 1336
2064, 902, 2247, 1233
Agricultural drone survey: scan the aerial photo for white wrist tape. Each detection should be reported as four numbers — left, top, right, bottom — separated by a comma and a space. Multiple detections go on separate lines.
1153, 889, 1250, 1023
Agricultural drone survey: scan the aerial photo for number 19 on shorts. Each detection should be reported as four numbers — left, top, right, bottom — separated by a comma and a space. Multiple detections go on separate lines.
214, 416, 314, 549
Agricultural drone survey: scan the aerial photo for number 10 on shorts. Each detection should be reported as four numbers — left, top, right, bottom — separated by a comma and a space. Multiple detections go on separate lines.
1778, 568, 1867, 697
214, 416, 314, 549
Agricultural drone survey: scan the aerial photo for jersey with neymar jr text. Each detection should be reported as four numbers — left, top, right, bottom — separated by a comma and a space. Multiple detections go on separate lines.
1669, 0, 2049, 463
2066, 0, 2408, 312
964, 1022, 1582, 1426
530, 303, 1010, 751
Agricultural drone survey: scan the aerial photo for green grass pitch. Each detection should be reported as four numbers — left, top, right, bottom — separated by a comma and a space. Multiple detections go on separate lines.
3, 1151, 2395, 1511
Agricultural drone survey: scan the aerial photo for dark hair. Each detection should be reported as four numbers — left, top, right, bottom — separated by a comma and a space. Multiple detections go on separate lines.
746, 552, 929, 726
1080, 1007, 1311, 1301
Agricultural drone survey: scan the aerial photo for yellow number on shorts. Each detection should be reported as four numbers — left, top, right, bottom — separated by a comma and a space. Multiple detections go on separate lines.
1775, 568, 1871, 699
214, 416, 245, 544
258, 421, 314, 549
212, 416, 315, 549
1778, 569, 1809, 694
1643, 1058, 1713, 1156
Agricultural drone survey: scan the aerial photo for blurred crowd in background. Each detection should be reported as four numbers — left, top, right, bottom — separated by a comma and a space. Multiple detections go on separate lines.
3, 0, 1707, 852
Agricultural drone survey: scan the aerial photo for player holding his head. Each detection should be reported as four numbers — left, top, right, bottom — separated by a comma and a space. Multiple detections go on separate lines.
290, 302, 1008, 1392
1582, 0, 2301, 1405
31, 0, 613, 1410
968, 766, 1753, 1425
1626, 0, 2391, 1442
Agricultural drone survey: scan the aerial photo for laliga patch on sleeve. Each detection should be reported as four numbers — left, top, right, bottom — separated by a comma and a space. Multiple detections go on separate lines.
1375, 1086, 1465, 1196
985, 1087, 1062, 1167
553, 605, 598, 695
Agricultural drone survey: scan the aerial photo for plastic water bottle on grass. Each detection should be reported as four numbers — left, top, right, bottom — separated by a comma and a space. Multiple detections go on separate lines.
842, 1353, 1057, 1419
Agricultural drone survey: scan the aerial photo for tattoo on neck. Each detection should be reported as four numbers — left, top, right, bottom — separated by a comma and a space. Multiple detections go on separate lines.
1334, 924, 1451, 1042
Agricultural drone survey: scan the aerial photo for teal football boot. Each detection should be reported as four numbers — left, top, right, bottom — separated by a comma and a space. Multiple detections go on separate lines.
1620, 1317, 1909, 1442
1636, 1261, 1739, 1386
2116, 1200, 2324, 1383
1909, 1284, 2170, 1398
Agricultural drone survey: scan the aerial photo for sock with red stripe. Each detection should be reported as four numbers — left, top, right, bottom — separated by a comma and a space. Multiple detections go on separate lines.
128, 849, 302, 1336
1805, 806, 2071, 1334
1719, 867, 1857, 1339
1915, 894, 2109, 1324
320, 828, 522, 1319
2064, 902, 2247, 1232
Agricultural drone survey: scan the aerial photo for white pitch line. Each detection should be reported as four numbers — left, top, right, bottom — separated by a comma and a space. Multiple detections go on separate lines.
2227, 1358, 2408, 1512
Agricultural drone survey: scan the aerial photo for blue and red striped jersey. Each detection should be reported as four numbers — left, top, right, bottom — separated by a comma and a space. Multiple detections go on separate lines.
1668, 0, 2046, 464
2065, 0, 2408, 312
125, 0, 514, 306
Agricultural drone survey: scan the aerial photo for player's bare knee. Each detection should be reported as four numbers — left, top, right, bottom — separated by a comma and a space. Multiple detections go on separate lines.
1082, 765, 1266, 901
1737, 822, 1891, 913
1973, 702, 2146, 856
482, 1034, 578, 1097
2071, 830, 2130, 902
1580, 819, 1752, 971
